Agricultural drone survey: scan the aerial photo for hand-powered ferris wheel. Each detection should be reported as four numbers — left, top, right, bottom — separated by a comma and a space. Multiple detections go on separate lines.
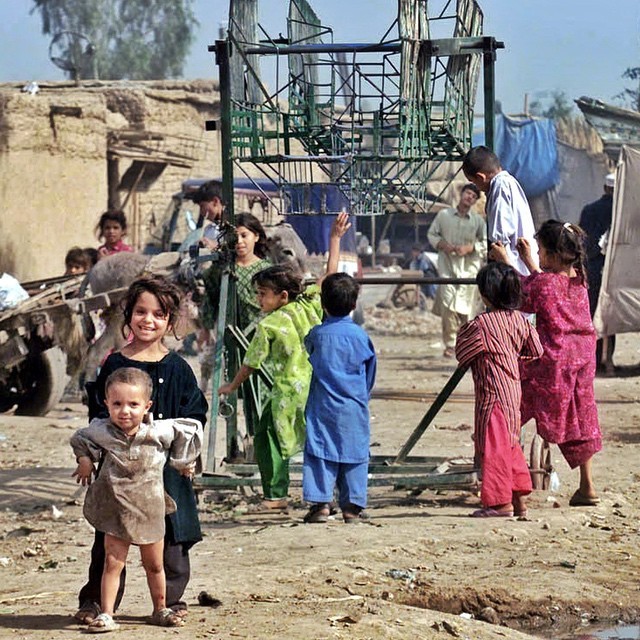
211, 0, 502, 220
193, 1, 554, 494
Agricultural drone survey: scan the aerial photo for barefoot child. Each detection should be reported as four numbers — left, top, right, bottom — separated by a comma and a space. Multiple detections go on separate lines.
302, 273, 376, 524
218, 213, 351, 509
491, 220, 602, 506
76, 275, 208, 624
71, 367, 203, 632
456, 262, 543, 517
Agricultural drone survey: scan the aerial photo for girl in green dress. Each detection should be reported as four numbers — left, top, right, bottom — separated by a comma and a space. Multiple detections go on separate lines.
200, 214, 271, 392
218, 213, 351, 510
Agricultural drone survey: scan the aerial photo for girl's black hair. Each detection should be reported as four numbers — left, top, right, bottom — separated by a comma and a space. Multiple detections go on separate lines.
95, 210, 128, 239
535, 219, 588, 283
235, 213, 269, 259
252, 264, 304, 301
121, 274, 182, 340
476, 262, 522, 310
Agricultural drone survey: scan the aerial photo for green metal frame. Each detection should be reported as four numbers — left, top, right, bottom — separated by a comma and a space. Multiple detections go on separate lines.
196, 0, 502, 489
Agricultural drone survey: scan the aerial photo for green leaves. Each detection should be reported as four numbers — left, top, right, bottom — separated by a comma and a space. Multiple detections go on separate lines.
31, 0, 198, 80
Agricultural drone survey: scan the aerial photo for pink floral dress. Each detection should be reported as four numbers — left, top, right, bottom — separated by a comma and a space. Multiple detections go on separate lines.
520, 272, 602, 468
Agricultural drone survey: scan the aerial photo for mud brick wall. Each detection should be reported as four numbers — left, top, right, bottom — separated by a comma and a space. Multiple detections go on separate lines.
0, 80, 222, 281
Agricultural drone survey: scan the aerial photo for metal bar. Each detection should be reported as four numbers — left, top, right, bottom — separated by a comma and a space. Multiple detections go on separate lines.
482, 36, 497, 151
244, 36, 501, 57
355, 277, 476, 285
194, 471, 477, 489
215, 39, 235, 222
204, 269, 229, 473
392, 366, 468, 464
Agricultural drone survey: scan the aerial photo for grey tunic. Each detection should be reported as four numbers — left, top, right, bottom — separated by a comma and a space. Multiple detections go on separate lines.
70, 416, 203, 545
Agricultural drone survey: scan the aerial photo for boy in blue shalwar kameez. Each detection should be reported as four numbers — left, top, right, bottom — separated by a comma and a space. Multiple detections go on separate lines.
302, 273, 377, 523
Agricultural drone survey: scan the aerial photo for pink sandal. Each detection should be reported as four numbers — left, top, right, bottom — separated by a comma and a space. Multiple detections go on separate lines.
470, 508, 514, 518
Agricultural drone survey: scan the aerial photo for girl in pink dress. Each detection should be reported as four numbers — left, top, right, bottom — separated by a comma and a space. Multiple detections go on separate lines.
491, 220, 602, 507
456, 262, 543, 518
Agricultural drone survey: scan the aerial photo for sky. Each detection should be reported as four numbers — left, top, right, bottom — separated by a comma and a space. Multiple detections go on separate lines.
0, 0, 638, 115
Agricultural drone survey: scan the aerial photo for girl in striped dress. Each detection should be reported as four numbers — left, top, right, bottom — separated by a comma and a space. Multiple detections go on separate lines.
456, 262, 543, 517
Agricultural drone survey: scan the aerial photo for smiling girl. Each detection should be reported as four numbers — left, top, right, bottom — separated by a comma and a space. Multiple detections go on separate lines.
76, 275, 208, 627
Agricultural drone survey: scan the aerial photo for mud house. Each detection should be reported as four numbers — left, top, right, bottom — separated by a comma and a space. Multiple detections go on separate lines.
0, 80, 222, 281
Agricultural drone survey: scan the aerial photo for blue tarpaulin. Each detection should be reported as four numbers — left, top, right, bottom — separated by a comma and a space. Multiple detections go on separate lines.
284, 184, 357, 254
494, 115, 560, 198
473, 115, 560, 198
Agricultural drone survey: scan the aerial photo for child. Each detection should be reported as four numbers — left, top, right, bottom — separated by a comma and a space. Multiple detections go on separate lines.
76, 275, 208, 625
491, 220, 602, 506
217, 213, 351, 510
64, 246, 92, 275
96, 210, 134, 258
200, 212, 272, 391
462, 145, 538, 274
302, 273, 376, 524
71, 367, 202, 632
455, 262, 543, 517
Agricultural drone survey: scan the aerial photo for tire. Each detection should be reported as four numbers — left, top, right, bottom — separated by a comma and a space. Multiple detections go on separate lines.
529, 434, 551, 491
14, 347, 69, 417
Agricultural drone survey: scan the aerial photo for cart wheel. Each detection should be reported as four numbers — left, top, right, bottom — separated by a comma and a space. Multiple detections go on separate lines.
529, 434, 551, 490
14, 347, 68, 417
392, 285, 423, 309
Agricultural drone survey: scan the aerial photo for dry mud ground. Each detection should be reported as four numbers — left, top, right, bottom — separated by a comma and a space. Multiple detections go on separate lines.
1, 307, 640, 640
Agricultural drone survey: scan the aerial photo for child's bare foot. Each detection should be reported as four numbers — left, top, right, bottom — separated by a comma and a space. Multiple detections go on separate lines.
512, 491, 528, 517
470, 504, 514, 518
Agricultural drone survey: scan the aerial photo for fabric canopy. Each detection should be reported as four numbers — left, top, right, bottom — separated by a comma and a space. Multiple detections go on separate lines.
593, 145, 640, 336
494, 115, 560, 198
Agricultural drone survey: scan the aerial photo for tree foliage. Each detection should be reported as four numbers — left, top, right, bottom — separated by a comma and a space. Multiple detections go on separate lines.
529, 91, 574, 120
619, 67, 640, 112
30, 0, 198, 80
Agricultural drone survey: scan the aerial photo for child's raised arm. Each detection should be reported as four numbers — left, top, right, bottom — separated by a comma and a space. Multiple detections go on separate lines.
321, 212, 351, 283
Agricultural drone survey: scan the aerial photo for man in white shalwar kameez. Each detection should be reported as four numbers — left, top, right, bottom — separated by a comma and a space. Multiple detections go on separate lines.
428, 183, 486, 357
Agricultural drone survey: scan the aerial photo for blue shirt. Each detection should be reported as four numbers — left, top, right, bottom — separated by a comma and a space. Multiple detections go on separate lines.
304, 315, 377, 463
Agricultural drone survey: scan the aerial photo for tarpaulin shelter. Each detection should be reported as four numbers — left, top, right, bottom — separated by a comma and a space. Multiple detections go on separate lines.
593, 145, 640, 336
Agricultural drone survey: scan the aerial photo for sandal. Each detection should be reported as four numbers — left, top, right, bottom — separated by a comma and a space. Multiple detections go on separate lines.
342, 505, 369, 524
569, 490, 600, 507
470, 508, 514, 518
303, 503, 330, 523
170, 606, 188, 619
148, 608, 185, 627
74, 601, 101, 625
247, 499, 289, 514
87, 613, 118, 633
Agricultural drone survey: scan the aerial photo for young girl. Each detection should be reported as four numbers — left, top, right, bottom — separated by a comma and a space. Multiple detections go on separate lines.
75, 275, 208, 627
200, 213, 272, 391
96, 210, 134, 258
71, 368, 203, 632
456, 262, 543, 517
492, 220, 602, 506
217, 213, 350, 510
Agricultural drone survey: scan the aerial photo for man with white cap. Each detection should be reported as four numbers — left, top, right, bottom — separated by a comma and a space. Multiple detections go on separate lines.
579, 172, 616, 369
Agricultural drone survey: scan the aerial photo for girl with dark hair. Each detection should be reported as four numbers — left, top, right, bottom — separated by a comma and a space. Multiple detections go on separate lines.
76, 275, 208, 628
95, 210, 133, 258
456, 262, 543, 518
492, 220, 602, 507
217, 213, 351, 510
200, 213, 272, 392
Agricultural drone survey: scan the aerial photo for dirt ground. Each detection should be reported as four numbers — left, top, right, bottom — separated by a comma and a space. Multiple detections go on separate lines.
1, 304, 639, 640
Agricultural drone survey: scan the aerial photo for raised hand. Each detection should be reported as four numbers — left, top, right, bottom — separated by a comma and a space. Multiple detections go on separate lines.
330, 212, 351, 240
489, 241, 509, 264
516, 237, 531, 260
